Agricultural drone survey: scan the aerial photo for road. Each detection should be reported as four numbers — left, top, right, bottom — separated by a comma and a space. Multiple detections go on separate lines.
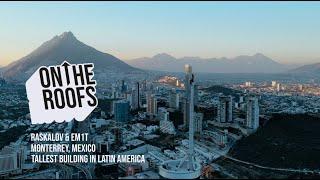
223, 155, 319, 174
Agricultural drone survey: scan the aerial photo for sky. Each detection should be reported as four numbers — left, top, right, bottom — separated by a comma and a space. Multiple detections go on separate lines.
1, 1, 320, 66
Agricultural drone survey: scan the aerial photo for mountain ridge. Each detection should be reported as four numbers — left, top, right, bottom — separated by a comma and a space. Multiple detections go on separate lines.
289, 62, 320, 74
3, 32, 139, 82
126, 53, 290, 73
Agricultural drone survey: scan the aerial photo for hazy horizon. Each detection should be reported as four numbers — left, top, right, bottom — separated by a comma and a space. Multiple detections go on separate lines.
1, 2, 320, 66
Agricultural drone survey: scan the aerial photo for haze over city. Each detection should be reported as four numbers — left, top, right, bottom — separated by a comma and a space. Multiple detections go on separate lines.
1, 2, 320, 66
1, 2, 320, 179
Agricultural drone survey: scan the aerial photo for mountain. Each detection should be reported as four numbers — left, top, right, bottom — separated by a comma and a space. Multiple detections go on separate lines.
3, 32, 140, 82
289, 62, 320, 74
126, 53, 289, 73
229, 114, 320, 170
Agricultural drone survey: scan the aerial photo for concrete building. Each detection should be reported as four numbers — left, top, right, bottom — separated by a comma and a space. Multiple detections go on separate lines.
0, 145, 25, 176
217, 96, 233, 123
121, 80, 127, 93
159, 64, 201, 179
245, 81, 252, 87
114, 100, 130, 122
132, 82, 140, 110
194, 112, 203, 134
246, 96, 259, 130
203, 129, 228, 147
157, 107, 169, 121
146, 92, 157, 116
276, 83, 281, 92
169, 89, 180, 109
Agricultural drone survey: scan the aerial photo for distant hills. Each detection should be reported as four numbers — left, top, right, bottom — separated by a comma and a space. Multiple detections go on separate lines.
2, 31, 319, 80
289, 62, 320, 74
2, 32, 141, 82
126, 53, 292, 73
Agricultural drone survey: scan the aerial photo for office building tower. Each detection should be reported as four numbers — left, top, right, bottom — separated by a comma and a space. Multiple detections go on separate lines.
217, 96, 233, 123
147, 92, 157, 116
0, 145, 25, 175
169, 89, 180, 109
246, 96, 259, 130
245, 81, 252, 87
141, 80, 147, 92
121, 80, 127, 93
194, 112, 203, 134
132, 82, 140, 110
276, 83, 281, 92
113, 100, 130, 122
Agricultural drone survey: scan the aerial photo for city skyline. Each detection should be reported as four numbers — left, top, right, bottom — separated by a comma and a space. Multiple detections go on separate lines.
1, 2, 320, 66
1, 2, 320, 179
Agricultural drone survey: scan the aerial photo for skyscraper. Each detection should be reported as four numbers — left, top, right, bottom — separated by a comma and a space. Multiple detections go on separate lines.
217, 96, 233, 123
0, 145, 25, 175
169, 88, 180, 109
184, 64, 196, 170
246, 96, 259, 130
121, 80, 127, 93
114, 100, 130, 122
147, 92, 157, 116
141, 80, 147, 92
276, 83, 281, 92
159, 64, 201, 179
132, 82, 140, 110
194, 112, 203, 134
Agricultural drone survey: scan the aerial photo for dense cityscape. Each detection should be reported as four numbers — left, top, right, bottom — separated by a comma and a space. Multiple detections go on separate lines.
0, 62, 319, 179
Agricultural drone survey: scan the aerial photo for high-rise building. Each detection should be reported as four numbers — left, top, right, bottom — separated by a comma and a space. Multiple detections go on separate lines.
271, 81, 277, 87
146, 92, 157, 116
141, 80, 147, 92
159, 64, 201, 179
245, 81, 252, 87
246, 96, 259, 130
111, 84, 117, 98
169, 89, 180, 109
276, 83, 281, 92
0, 145, 25, 175
176, 79, 181, 87
194, 112, 203, 134
217, 96, 233, 123
113, 128, 123, 145
121, 80, 127, 93
157, 107, 169, 121
203, 129, 228, 147
113, 100, 130, 122
132, 82, 140, 110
